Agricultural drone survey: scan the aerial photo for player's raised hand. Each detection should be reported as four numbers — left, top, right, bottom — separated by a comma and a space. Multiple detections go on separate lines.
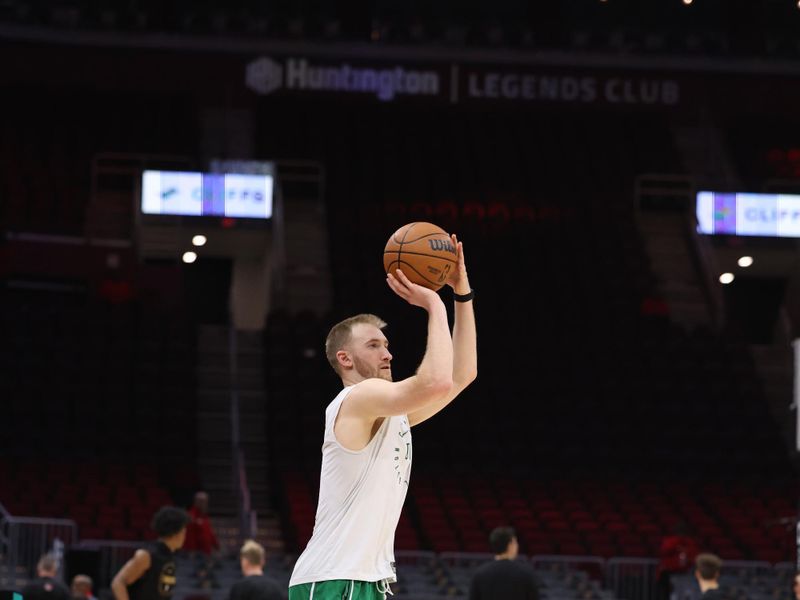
387, 269, 444, 310
445, 234, 469, 295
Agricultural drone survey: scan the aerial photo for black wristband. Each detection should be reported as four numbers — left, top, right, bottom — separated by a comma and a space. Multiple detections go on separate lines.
453, 289, 475, 303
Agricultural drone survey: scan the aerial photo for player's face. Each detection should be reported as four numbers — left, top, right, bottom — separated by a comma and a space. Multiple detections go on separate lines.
350, 323, 393, 381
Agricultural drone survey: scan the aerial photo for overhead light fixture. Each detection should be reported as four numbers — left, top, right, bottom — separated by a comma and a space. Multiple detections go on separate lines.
719, 272, 734, 284
192, 234, 207, 247
737, 256, 753, 268
683, 0, 693, 4
182, 251, 198, 264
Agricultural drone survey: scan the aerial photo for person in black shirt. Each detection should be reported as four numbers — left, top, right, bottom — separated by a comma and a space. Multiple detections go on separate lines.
469, 527, 539, 600
228, 540, 284, 600
694, 553, 724, 600
22, 554, 71, 600
111, 507, 191, 600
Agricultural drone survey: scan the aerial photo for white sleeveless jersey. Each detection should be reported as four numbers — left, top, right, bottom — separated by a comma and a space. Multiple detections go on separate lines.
289, 384, 413, 586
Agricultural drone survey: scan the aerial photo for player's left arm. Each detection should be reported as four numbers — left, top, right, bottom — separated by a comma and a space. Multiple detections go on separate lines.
409, 234, 477, 427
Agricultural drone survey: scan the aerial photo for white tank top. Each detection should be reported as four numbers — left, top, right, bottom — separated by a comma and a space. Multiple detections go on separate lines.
289, 384, 413, 586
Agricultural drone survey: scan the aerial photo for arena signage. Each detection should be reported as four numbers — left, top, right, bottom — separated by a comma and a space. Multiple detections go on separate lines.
696, 191, 800, 238
246, 55, 682, 107
246, 56, 443, 101
462, 70, 680, 106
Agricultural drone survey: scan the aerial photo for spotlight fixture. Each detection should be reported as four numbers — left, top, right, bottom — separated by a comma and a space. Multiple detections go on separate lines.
737, 256, 753, 268
182, 251, 198, 264
192, 234, 207, 247
719, 273, 734, 284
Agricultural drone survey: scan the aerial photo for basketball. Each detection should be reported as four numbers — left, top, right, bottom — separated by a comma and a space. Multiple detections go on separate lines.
383, 222, 457, 291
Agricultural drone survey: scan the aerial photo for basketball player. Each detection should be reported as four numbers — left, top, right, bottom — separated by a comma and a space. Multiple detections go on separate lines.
288, 234, 477, 600
110, 507, 190, 600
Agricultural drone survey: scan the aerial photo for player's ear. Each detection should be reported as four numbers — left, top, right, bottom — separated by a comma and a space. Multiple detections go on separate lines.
336, 350, 352, 370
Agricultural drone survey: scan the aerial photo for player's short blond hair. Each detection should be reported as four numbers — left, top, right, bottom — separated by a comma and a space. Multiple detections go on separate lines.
240, 539, 265, 566
325, 314, 387, 374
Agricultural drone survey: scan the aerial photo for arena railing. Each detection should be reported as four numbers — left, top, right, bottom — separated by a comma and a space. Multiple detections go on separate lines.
606, 557, 659, 600
531, 554, 607, 581
73, 540, 140, 589
394, 550, 438, 566
229, 325, 257, 542
0, 502, 78, 588
719, 560, 776, 578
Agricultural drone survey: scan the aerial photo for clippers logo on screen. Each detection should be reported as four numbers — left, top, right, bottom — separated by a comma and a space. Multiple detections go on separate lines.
697, 191, 800, 238
142, 171, 273, 219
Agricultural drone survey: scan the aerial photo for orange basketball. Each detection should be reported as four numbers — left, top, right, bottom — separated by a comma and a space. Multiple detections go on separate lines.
383, 222, 457, 291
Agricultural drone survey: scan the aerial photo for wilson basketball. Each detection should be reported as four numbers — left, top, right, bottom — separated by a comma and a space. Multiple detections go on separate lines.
383, 222, 457, 291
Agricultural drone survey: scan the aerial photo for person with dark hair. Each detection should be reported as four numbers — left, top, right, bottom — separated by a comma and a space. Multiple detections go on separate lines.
110, 507, 190, 600
227, 540, 284, 600
70, 574, 97, 600
468, 527, 538, 600
22, 554, 71, 600
694, 554, 723, 600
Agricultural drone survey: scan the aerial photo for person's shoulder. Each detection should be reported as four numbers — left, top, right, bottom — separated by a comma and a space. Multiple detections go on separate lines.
474, 559, 504, 578
498, 560, 538, 579
474, 560, 496, 573
253, 574, 283, 589
251, 575, 284, 599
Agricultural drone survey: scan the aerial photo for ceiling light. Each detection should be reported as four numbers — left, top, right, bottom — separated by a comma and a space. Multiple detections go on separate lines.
719, 273, 734, 284
192, 234, 207, 247
182, 251, 198, 264
737, 256, 753, 268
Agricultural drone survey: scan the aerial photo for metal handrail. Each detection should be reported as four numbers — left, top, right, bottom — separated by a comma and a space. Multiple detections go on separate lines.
229, 325, 257, 542
606, 557, 659, 600
0, 511, 78, 587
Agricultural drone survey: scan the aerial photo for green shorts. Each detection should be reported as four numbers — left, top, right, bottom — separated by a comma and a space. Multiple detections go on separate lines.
288, 579, 391, 600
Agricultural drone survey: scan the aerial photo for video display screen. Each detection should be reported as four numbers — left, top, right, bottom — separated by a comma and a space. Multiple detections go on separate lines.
696, 191, 800, 238
142, 170, 273, 219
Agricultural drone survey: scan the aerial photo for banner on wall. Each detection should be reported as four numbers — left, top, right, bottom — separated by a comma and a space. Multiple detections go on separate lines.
245, 55, 682, 107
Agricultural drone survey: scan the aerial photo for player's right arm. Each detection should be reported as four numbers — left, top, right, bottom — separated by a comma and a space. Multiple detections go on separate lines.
111, 549, 151, 600
346, 270, 454, 417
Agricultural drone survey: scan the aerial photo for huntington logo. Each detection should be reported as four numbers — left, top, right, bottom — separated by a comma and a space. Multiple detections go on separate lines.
245, 56, 441, 101
246, 57, 284, 95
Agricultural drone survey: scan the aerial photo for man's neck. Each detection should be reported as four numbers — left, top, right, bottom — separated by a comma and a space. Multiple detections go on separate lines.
160, 537, 180, 552
341, 374, 365, 387
699, 581, 719, 593
494, 553, 514, 561
243, 567, 263, 577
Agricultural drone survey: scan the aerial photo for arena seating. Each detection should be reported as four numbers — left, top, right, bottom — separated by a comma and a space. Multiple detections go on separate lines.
0, 288, 199, 537
0, 460, 176, 541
